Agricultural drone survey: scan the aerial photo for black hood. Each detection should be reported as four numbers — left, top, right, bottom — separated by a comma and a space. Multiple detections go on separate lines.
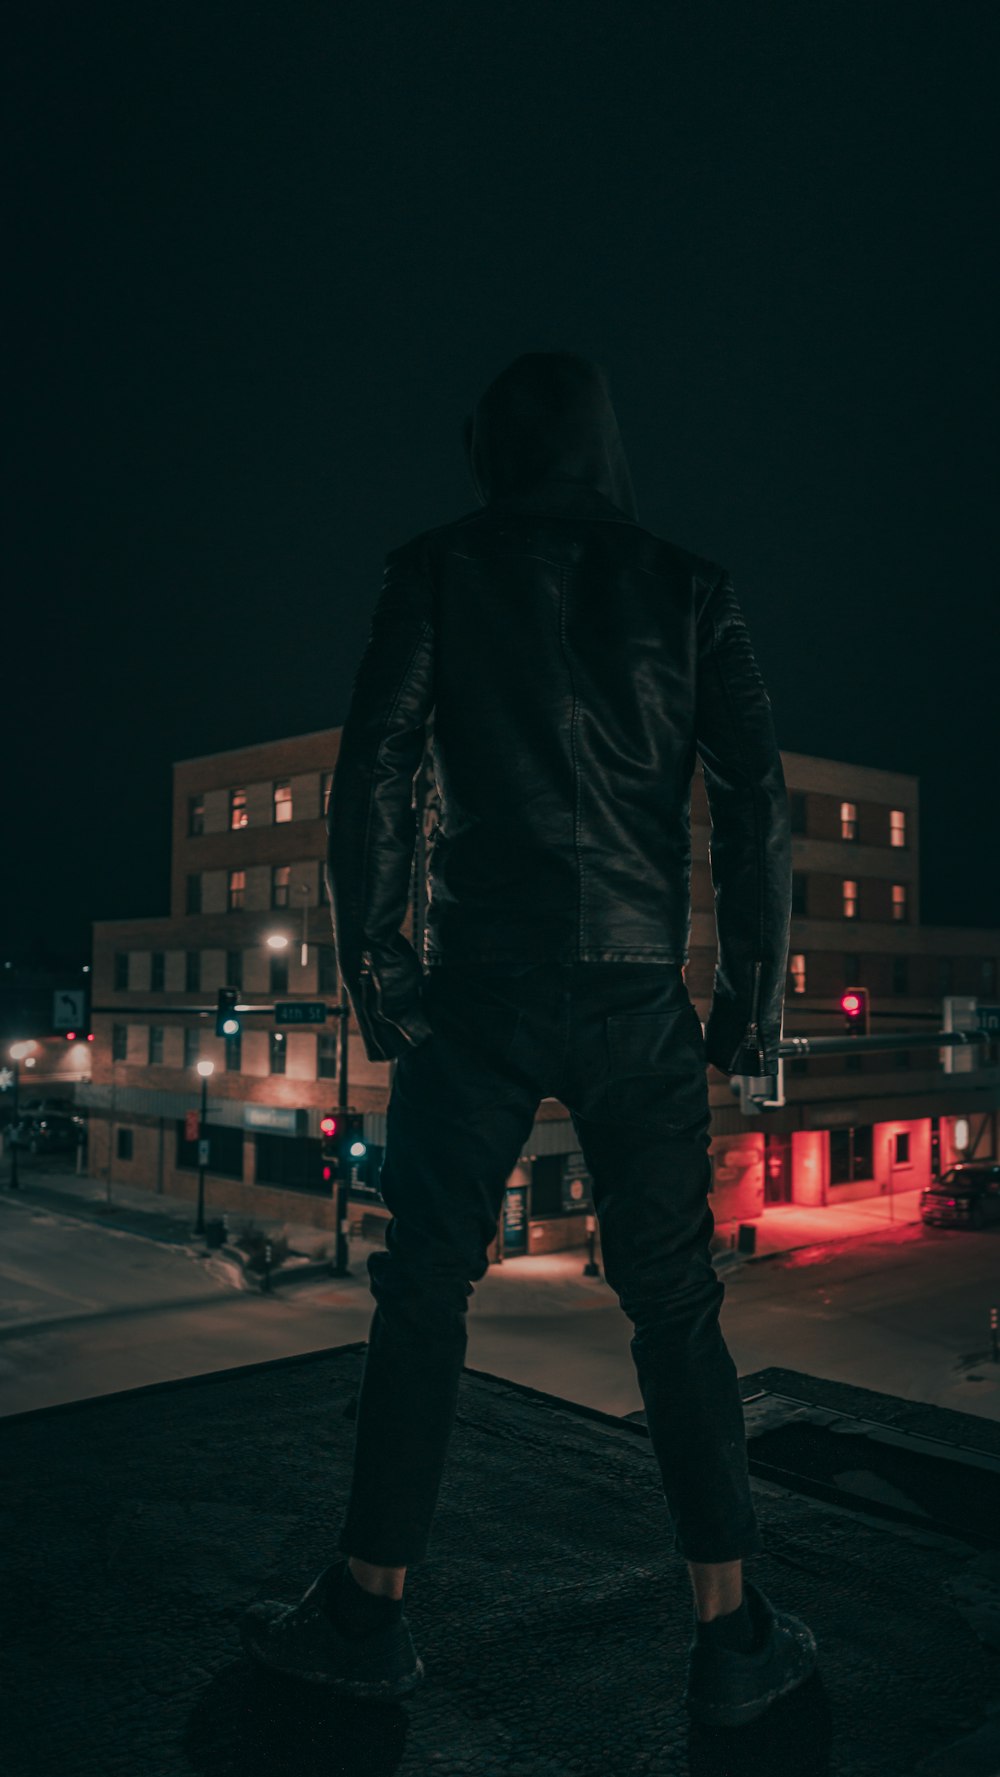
463, 352, 638, 521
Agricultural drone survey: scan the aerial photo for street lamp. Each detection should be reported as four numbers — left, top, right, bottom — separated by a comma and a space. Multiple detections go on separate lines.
193, 1058, 215, 1236
5, 1041, 38, 1192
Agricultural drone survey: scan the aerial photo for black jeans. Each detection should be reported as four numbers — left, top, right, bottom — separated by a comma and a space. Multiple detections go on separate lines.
336, 960, 761, 1568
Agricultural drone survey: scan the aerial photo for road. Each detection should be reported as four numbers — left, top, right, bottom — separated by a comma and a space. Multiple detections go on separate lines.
1, 1183, 999, 1424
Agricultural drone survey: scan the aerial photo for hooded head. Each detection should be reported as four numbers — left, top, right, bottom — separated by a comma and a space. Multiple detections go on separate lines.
463, 351, 638, 521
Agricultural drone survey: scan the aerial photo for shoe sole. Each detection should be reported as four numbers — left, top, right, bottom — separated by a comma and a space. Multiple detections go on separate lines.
239, 1612, 425, 1699
685, 1621, 818, 1727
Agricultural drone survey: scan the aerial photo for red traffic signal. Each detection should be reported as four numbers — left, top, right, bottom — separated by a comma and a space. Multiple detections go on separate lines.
320, 1116, 339, 1137
840, 986, 870, 1035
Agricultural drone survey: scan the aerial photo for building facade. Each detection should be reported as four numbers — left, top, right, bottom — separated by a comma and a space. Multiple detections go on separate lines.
78, 730, 1000, 1252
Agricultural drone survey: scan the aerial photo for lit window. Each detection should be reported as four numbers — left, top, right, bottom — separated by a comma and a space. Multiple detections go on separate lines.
271, 864, 291, 909
892, 882, 908, 922
840, 801, 857, 841
321, 771, 333, 816
790, 953, 806, 994
273, 781, 293, 824
188, 795, 205, 836
842, 880, 858, 919
230, 788, 248, 830
228, 869, 246, 911
890, 808, 906, 848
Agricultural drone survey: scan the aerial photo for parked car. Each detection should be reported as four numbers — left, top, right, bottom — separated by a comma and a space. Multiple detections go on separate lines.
6, 1113, 82, 1155
921, 1163, 1000, 1229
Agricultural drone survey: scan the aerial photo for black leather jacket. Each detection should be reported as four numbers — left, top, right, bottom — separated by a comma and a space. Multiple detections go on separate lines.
327, 353, 791, 1077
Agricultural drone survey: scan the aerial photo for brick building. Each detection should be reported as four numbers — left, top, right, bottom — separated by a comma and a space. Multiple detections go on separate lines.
77, 729, 1000, 1252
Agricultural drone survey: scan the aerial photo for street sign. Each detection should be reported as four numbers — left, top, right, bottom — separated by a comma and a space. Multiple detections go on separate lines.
198, 1139, 210, 1166
978, 1005, 1000, 1033
53, 989, 85, 1031
185, 1110, 200, 1141
274, 1001, 327, 1025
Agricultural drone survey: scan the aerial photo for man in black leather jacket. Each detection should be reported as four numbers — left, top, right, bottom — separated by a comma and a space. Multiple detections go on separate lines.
256, 354, 811, 1720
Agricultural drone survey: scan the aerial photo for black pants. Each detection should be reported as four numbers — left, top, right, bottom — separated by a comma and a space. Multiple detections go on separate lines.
336, 960, 761, 1568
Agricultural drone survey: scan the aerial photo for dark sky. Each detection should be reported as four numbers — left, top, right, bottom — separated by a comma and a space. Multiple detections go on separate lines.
5, 1, 998, 969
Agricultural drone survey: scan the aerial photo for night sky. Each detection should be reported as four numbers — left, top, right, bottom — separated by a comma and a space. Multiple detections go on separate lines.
6, 2, 998, 969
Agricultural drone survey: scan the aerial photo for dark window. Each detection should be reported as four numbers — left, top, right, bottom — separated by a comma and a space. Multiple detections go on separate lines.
317, 1031, 338, 1078
788, 791, 808, 835
114, 951, 129, 990
227, 869, 245, 911
830, 1124, 873, 1183
983, 958, 997, 996
892, 955, 909, 995
185, 950, 201, 993
270, 1032, 286, 1075
845, 1052, 863, 1073
226, 949, 243, 990
184, 1027, 200, 1068
271, 865, 291, 909
175, 1120, 243, 1179
791, 873, 808, 916
255, 1132, 324, 1194
844, 954, 860, 983
270, 954, 289, 995
186, 873, 202, 914
148, 1026, 164, 1065
895, 1050, 912, 1069
318, 944, 337, 993
224, 1031, 242, 1073
937, 957, 954, 994
895, 1131, 911, 1165
188, 795, 205, 836
112, 1023, 128, 1061
530, 1154, 564, 1218
151, 951, 165, 991
116, 1127, 134, 1160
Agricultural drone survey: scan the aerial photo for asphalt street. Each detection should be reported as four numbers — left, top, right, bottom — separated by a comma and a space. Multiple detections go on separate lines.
1, 1177, 998, 1425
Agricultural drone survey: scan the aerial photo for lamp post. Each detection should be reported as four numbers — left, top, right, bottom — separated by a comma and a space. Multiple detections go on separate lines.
193, 1058, 214, 1236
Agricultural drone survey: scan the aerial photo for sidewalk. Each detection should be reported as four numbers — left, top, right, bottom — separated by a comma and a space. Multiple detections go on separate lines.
0, 1159, 925, 1289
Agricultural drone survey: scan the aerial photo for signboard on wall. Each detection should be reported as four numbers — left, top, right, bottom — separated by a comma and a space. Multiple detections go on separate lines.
561, 1150, 592, 1213
503, 1184, 527, 1255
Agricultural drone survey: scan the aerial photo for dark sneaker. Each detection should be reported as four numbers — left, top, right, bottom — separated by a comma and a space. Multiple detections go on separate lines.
239, 1561, 425, 1699
684, 1578, 817, 1727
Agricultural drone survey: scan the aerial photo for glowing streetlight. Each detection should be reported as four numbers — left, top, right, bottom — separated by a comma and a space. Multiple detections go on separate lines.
266, 933, 289, 950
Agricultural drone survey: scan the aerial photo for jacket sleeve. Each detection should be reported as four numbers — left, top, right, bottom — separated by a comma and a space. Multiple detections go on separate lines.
324, 537, 436, 1064
694, 570, 791, 1076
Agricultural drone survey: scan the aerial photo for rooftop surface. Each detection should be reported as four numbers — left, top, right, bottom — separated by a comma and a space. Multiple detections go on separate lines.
3, 1350, 1000, 1777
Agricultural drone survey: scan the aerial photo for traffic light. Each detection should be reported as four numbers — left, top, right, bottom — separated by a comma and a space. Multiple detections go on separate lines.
319, 1110, 366, 1186
840, 986, 870, 1036
216, 987, 241, 1038
342, 1111, 367, 1167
